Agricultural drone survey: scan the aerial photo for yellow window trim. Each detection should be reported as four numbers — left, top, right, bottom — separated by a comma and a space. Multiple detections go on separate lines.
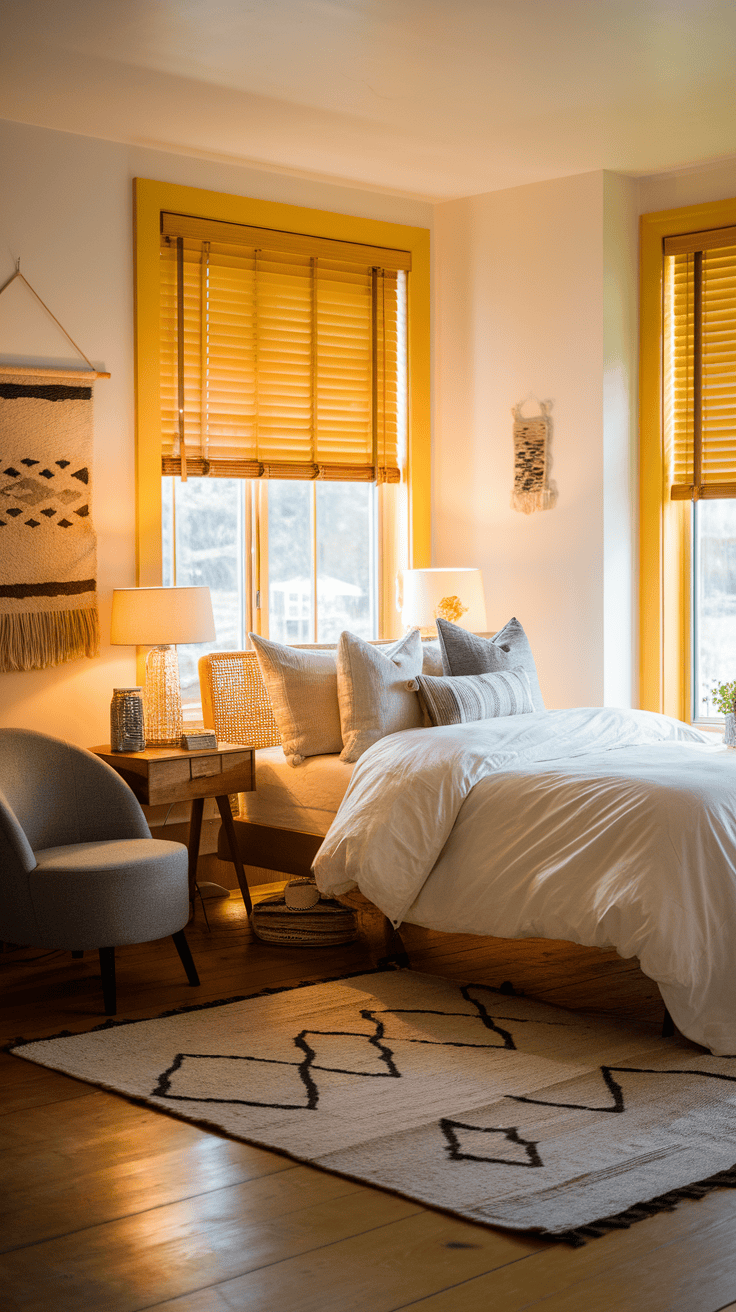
133, 177, 431, 588
640, 195, 736, 720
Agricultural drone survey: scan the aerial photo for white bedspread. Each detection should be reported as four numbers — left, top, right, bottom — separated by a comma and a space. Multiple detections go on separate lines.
313, 708, 736, 1054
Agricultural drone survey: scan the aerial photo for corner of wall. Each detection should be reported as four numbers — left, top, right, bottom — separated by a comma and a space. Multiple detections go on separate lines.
603, 171, 640, 708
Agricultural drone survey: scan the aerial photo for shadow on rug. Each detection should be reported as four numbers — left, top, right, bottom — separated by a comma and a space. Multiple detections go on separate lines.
10, 967, 736, 1246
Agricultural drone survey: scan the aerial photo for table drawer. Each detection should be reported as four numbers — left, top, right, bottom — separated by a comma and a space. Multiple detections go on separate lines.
190, 754, 222, 779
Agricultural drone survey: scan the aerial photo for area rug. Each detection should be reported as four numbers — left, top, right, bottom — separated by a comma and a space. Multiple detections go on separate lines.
10, 969, 736, 1244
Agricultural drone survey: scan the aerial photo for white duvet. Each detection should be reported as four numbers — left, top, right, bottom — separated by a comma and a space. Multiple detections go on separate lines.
313, 707, 736, 1055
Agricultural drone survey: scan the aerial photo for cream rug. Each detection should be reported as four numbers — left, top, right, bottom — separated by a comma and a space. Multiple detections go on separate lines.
11, 969, 736, 1243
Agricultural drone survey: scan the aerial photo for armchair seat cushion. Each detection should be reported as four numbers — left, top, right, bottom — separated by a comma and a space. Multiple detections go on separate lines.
30, 838, 189, 949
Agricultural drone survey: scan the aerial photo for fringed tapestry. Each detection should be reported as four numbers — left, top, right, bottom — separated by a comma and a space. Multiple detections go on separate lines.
0, 370, 99, 671
510, 399, 557, 514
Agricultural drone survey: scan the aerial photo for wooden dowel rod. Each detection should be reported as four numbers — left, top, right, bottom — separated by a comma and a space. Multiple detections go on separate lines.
0, 364, 110, 380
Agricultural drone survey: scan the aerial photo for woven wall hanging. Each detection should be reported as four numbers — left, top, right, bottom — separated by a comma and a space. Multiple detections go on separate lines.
510, 399, 557, 514
0, 265, 109, 672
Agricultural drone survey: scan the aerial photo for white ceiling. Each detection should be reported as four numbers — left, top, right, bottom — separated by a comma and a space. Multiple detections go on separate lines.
1, 0, 736, 200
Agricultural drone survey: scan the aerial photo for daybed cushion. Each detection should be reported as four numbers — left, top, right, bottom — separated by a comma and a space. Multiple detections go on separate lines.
416, 668, 535, 726
238, 746, 354, 836
337, 629, 424, 762
436, 616, 545, 712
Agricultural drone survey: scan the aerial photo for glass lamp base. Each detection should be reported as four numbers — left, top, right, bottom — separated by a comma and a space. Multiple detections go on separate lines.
144, 645, 183, 747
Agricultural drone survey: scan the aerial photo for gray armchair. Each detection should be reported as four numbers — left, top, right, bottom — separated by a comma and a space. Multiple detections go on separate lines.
0, 727, 199, 1015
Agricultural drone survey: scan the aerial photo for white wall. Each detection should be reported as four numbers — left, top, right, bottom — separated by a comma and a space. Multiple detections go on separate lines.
639, 157, 736, 215
0, 117, 432, 745
433, 170, 635, 708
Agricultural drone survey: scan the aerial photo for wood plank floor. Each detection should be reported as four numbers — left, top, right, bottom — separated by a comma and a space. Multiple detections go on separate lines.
2, 887, 736, 1311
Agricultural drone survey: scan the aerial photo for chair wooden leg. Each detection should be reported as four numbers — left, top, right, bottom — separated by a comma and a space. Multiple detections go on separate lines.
98, 947, 116, 1016
662, 1005, 675, 1038
172, 930, 200, 987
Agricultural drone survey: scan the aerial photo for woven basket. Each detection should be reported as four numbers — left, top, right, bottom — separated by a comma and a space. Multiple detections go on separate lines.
251, 885, 358, 947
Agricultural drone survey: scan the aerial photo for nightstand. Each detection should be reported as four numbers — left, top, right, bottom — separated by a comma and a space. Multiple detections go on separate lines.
92, 742, 254, 913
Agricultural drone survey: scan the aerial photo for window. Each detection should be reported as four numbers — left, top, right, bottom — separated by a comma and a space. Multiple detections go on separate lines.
640, 200, 736, 722
134, 181, 430, 714
664, 227, 736, 721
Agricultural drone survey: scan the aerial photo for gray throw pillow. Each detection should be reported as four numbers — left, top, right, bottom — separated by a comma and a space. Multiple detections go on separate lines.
416, 668, 535, 726
435, 616, 545, 712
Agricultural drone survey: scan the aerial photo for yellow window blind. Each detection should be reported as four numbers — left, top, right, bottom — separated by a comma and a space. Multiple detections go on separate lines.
665, 226, 736, 500
159, 212, 409, 483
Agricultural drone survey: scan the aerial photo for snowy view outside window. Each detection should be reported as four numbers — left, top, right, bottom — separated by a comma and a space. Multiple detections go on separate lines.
266, 482, 375, 645
162, 477, 376, 713
694, 500, 736, 719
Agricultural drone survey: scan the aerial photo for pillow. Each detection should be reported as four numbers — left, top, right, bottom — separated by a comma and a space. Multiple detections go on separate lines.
249, 633, 342, 765
435, 616, 545, 712
337, 629, 424, 762
420, 638, 444, 676
415, 668, 535, 726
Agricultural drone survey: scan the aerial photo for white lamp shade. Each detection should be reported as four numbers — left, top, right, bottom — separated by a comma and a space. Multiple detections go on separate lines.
110, 587, 216, 646
400, 568, 487, 632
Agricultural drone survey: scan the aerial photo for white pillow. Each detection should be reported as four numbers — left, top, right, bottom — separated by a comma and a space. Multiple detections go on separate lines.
420, 638, 444, 676
337, 629, 424, 763
249, 633, 342, 766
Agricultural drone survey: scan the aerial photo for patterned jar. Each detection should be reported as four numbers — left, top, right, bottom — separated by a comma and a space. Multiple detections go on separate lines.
110, 687, 146, 753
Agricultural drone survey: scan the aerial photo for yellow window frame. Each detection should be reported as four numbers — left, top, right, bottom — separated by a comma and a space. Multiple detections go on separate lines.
133, 178, 431, 598
640, 194, 736, 720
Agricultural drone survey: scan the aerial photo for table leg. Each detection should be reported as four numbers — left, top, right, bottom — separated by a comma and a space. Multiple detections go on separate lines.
216, 794, 253, 914
188, 797, 205, 905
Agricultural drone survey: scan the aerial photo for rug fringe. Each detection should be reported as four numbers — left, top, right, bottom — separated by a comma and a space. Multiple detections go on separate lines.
549, 1166, 736, 1246
0, 605, 100, 672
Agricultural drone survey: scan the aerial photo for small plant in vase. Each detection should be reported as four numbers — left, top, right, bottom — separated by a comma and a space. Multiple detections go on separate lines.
710, 680, 736, 746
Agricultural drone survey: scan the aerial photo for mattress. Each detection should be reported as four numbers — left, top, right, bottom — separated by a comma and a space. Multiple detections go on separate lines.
238, 745, 354, 835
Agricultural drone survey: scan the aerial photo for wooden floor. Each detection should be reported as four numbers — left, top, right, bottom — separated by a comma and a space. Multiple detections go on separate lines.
2, 888, 736, 1312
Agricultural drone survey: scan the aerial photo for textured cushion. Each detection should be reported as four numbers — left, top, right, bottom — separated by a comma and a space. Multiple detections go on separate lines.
420, 639, 444, 676
30, 838, 189, 948
337, 629, 424, 763
249, 633, 343, 765
436, 616, 545, 712
416, 668, 535, 726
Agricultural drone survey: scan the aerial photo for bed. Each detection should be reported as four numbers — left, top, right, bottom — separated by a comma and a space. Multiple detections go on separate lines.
200, 641, 736, 1056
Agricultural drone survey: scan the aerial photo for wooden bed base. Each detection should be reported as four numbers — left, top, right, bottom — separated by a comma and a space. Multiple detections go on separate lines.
217, 817, 322, 879
217, 817, 673, 1031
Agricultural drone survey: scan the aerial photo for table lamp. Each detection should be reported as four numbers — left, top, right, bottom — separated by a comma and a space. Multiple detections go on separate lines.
399, 568, 487, 635
110, 586, 216, 747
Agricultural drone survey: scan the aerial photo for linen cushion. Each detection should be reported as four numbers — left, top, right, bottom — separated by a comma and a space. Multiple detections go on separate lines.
436, 616, 545, 712
249, 634, 342, 765
420, 639, 444, 676
415, 668, 535, 727
337, 629, 424, 763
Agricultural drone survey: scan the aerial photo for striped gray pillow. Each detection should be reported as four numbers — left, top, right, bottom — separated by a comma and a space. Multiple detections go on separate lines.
415, 667, 535, 726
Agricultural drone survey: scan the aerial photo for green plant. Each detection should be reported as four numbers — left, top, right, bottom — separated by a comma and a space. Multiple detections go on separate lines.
710, 680, 736, 716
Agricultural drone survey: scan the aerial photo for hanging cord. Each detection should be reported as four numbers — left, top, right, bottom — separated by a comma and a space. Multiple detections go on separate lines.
0, 260, 102, 373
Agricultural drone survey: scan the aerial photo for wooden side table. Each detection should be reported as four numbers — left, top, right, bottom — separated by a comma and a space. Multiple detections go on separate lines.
91, 742, 255, 914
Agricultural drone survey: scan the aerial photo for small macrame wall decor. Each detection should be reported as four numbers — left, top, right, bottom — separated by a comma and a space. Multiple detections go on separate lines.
0, 264, 109, 672
510, 398, 557, 514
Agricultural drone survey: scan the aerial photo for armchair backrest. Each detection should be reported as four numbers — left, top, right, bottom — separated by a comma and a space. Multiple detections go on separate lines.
0, 728, 149, 852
